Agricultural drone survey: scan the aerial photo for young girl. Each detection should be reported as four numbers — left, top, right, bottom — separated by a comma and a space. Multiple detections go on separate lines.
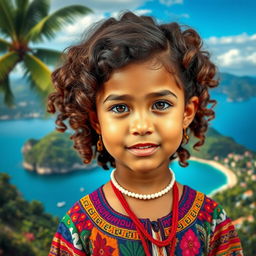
48, 12, 243, 256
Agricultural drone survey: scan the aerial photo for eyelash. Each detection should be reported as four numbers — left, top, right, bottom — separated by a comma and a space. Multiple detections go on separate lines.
109, 101, 172, 114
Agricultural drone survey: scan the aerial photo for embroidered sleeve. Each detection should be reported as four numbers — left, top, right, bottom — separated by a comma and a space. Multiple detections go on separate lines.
208, 204, 243, 256
48, 214, 89, 256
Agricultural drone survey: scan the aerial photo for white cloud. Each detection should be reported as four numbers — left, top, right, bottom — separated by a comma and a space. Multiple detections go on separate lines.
159, 0, 183, 6
247, 52, 256, 64
206, 33, 256, 45
53, 13, 104, 44
50, 0, 148, 12
205, 33, 256, 76
134, 9, 152, 16
53, 9, 151, 45
217, 49, 241, 67
109, 9, 151, 19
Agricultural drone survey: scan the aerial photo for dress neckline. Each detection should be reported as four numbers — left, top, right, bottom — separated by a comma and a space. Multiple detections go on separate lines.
98, 184, 188, 223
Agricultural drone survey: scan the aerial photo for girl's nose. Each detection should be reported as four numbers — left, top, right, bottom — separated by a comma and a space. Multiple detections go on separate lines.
130, 112, 154, 136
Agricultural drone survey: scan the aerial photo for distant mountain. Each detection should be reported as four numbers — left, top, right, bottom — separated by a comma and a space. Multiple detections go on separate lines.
214, 73, 256, 102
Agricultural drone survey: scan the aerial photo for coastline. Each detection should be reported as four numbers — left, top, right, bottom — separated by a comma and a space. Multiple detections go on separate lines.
189, 156, 238, 196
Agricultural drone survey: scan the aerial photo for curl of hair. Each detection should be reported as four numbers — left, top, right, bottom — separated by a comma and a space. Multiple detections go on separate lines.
47, 11, 219, 170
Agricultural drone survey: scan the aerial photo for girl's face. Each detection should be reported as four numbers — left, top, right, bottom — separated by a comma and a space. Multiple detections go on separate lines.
91, 59, 198, 173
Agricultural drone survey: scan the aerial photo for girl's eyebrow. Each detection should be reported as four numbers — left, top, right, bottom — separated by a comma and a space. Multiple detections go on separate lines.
103, 90, 177, 103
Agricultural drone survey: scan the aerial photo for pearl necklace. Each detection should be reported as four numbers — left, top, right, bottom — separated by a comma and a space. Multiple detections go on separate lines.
110, 168, 176, 200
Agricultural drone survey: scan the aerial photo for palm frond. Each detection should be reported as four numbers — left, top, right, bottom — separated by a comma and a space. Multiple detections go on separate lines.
26, 5, 92, 42
14, 0, 29, 38
0, 0, 17, 40
23, 53, 52, 93
21, 0, 50, 36
0, 75, 14, 107
33, 47, 62, 66
0, 38, 11, 53
0, 51, 20, 81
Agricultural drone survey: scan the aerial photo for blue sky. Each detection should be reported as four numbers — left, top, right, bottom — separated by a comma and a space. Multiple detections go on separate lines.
41, 0, 256, 76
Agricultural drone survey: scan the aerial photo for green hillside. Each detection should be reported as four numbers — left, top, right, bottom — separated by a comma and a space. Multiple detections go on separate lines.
187, 127, 250, 159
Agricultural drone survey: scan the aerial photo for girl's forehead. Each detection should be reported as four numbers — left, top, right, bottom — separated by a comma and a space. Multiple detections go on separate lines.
97, 61, 184, 100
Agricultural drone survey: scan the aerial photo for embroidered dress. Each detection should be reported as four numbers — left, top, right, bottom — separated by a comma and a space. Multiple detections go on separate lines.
49, 185, 243, 256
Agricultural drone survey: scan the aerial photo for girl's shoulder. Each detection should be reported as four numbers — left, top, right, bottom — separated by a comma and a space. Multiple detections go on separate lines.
179, 185, 231, 226
67, 185, 104, 217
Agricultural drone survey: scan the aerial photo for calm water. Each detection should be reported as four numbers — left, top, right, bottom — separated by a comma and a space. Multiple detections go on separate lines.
211, 92, 256, 152
0, 94, 255, 217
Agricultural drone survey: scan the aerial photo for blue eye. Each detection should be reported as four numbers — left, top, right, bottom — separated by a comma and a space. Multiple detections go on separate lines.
110, 104, 129, 113
153, 101, 172, 110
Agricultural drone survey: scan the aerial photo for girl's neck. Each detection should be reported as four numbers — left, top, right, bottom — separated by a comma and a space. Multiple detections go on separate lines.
114, 164, 173, 195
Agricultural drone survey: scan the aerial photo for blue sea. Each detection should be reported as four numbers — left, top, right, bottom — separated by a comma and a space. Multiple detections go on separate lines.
0, 93, 255, 218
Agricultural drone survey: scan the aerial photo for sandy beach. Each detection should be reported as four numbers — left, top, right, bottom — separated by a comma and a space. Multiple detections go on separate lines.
189, 156, 238, 195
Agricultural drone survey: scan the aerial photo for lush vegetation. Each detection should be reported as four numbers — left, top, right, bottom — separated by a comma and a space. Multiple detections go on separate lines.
187, 128, 256, 255
0, 173, 59, 256
0, 0, 91, 106
212, 151, 256, 255
214, 73, 256, 102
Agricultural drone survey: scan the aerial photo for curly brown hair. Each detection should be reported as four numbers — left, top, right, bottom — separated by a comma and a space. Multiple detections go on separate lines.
47, 11, 218, 170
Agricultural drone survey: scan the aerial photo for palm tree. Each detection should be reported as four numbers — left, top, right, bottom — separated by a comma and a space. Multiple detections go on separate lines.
0, 0, 92, 106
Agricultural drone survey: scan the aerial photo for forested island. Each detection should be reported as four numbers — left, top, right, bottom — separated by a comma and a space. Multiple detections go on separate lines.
22, 131, 97, 174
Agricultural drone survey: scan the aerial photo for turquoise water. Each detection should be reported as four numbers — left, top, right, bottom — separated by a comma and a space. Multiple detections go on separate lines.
211, 92, 256, 152
0, 94, 254, 217
0, 119, 227, 217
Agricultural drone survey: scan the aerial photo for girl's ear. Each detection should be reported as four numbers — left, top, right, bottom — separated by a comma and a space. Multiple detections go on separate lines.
89, 111, 101, 134
183, 96, 199, 128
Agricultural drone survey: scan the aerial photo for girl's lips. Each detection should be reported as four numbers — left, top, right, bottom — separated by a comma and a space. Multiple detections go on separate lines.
127, 145, 159, 157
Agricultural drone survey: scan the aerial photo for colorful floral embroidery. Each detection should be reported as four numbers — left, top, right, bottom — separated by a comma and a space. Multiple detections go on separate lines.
198, 197, 217, 223
180, 229, 200, 256
93, 233, 115, 256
